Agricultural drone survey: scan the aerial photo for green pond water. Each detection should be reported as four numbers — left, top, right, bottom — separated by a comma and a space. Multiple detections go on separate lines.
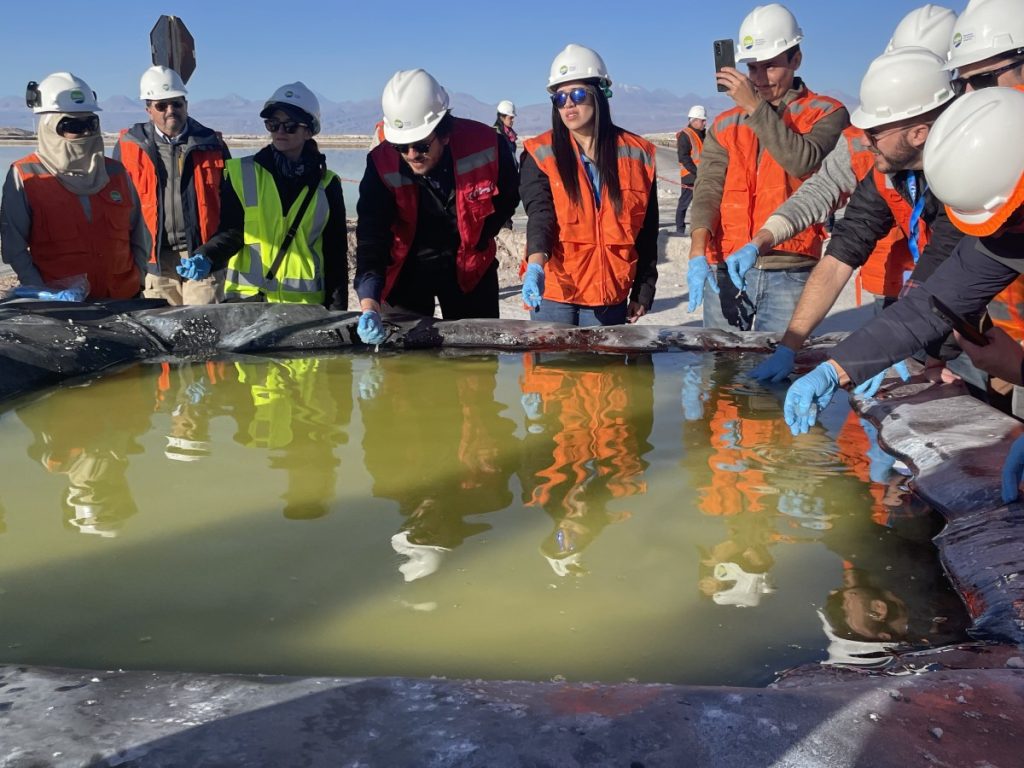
0, 350, 970, 686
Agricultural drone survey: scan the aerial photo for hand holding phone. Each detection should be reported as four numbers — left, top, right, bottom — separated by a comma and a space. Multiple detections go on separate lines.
713, 39, 736, 92
929, 295, 990, 346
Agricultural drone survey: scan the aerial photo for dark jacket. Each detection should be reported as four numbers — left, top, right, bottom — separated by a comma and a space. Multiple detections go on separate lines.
826, 169, 962, 286
113, 117, 230, 258
353, 134, 519, 302
831, 231, 1024, 384
676, 126, 705, 186
519, 144, 660, 309
197, 143, 348, 310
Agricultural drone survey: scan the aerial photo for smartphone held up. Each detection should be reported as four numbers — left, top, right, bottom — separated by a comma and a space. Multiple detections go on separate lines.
713, 39, 736, 92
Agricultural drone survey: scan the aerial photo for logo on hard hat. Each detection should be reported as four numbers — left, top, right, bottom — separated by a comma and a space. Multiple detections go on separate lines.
393, 119, 404, 128
285, 90, 294, 98
559, 65, 569, 75
70, 89, 85, 104
742, 35, 755, 50
952, 32, 963, 48
110, 191, 122, 203
162, 84, 169, 91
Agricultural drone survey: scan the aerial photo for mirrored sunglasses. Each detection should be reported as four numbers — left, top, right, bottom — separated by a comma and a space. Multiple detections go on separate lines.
56, 115, 99, 136
264, 118, 307, 134
550, 87, 591, 109
151, 100, 185, 112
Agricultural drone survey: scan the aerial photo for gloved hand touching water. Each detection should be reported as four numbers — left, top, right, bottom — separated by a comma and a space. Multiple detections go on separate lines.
784, 362, 840, 436
357, 311, 387, 345
749, 346, 796, 384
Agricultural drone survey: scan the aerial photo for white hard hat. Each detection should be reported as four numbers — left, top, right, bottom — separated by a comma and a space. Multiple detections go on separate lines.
547, 43, 612, 92
688, 105, 707, 120
736, 4, 804, 64
391, 531, 449, 582
816, 610, 898, 668
886, 5, 957, 59
711, 562, 776, 608
381, 69, 450, 143
261, 81, 321, 135
924, 87, 1024, 236
164, 435, 211, 462
28, 71, 101, 114
850, 47, 955, 130
497, 99, 516, 116
946, 0, 1024, 71
140, 65, 188, 101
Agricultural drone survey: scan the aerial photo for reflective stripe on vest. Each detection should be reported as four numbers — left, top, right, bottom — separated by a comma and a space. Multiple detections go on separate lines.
14, 154, 140, 299
524, 130, 656, 306
708, 87, 845, 263
843, 127, 913, 298
370, 117, 501, 300
222, 156, 333, 304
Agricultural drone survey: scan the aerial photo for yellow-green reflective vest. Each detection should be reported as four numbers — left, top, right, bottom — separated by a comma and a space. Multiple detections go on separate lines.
223, 156, 336, 304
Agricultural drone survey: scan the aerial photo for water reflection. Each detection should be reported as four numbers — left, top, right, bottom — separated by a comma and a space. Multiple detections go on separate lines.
232, 357, 353, 520
16, 367, 151, 537
360, 353, 517, 581
519, 352, 654, 577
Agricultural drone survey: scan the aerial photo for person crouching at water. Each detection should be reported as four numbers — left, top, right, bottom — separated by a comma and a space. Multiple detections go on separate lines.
519, 44, 659, 326
178, 82, 348, 308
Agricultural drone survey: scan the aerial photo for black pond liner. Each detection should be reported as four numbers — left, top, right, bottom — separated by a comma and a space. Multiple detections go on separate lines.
0, 298, 1021, 648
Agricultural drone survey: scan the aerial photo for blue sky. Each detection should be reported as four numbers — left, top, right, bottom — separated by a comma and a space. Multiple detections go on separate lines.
2, 0, 938, 106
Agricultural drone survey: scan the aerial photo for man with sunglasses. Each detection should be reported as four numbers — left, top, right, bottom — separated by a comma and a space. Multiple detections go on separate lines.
1, 71, 149, 300
114, 66, 230, 306
353, 69, 519, 343
686, 3, 849, 333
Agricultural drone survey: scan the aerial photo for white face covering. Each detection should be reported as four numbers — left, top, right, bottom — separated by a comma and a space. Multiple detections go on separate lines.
35, 112, 109, 196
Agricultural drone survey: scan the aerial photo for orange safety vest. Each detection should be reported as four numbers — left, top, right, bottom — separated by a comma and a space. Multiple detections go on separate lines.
699, 396, 778, 517
708, 87, 845, 264
374, 120, 386, 144
13, 153, 140, 299
370, 117, 500, 300
524, 130, 657, 306
116, 130, 225, 270
835, 412, 889, 526
845, 128, 915, 299
677, 125, 703, 180
872, 167, 932, 258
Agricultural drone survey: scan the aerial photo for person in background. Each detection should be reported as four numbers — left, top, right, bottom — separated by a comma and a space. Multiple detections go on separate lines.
353, 69, 519, 344
674, 105, 706, 235
369, 118, 386, 150
686, 3, 849, 332
115, 65, 230, 306
520, 44, 658, 326
493, 100, 518, 159
1, 72, 149, 300
180, 82, 348, 308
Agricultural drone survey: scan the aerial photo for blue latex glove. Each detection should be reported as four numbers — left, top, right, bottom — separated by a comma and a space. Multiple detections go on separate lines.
687, 256, 720, 312
522, 263, 545, 310
681, 366, 708, 421
860, 418, 897, 484
784, 362, 840, 436
13, 287, 81, 301
749, 346, 796, 384
185, 381, 209, 405
176, 253, 212, 281
357, 310, 387, 345
725, 242, 759, 293
521, 392, 543, 421
358, 367, 384, 400
852, 360, 911, 397
1001, 435, 1024, 503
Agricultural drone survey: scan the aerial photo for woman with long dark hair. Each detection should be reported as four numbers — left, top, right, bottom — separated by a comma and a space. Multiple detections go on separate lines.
519, 44, 659, 326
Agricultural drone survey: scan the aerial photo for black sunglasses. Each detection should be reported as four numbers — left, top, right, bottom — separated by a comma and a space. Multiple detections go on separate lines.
264, 118, 307, 134
952, 55, 1024, 93
56, 115, 99, 136
390, 135, 435, 155
550, 87, 591, 109
150, 99, 185, 112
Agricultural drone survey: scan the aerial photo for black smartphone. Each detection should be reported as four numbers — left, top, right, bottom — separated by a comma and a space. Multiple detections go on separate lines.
713, 39, 736, 92
929, 295, 990, 346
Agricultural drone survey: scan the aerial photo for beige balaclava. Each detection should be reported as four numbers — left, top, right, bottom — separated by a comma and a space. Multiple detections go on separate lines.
35, 112, 109, 196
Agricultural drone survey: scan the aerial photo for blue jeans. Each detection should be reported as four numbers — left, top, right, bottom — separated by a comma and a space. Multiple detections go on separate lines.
531, 299, 628, 327
702, 265, 812, 334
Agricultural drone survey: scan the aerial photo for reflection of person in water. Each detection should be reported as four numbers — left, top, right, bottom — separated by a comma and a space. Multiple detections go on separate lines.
153, 360, 233, 463
519, 352, 654, 576
818, 499, 970, 665
233, 356, 352, 520
361, 353, 517, 581
697, 508, 781, 608
17, 366, 151, 537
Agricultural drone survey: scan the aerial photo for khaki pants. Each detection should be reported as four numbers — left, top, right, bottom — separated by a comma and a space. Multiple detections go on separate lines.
143, 252, 222, 306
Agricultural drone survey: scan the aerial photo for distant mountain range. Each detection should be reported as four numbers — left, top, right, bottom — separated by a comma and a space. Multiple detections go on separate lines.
0, 84, 858, 136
